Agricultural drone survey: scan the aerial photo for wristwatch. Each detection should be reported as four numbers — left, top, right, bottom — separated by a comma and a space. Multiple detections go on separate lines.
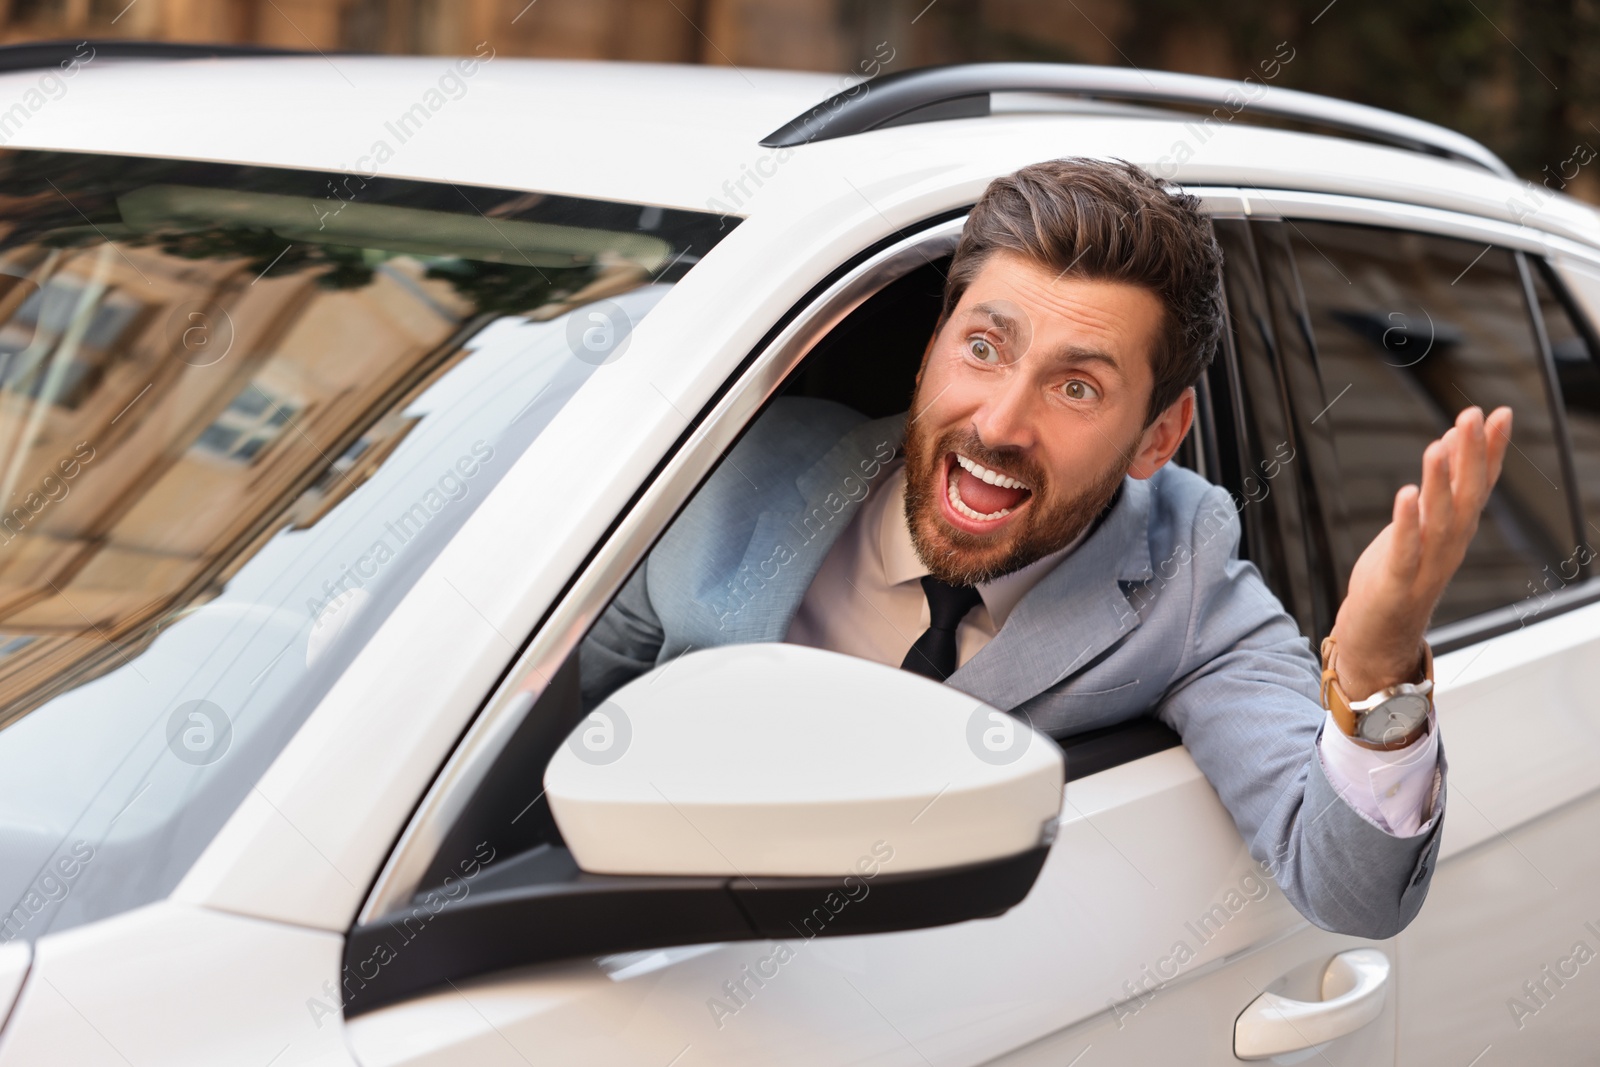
1319, 635, 1434, 751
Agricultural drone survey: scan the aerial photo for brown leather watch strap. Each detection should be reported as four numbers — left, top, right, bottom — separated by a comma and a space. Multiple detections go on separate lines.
1320, 635, 1434, 751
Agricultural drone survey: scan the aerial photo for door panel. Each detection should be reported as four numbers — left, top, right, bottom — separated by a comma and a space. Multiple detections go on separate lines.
1396, 602, 1600, 1065
346, 749, 1332, 1066
987, 928, 1397, 1066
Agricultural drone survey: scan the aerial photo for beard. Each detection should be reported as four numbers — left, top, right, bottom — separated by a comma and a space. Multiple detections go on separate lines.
902, 416, 1134, 586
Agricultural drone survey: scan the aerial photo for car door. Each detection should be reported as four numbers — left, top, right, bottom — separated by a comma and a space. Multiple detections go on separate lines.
1251, 198, 1600, 1066
341, 201, 1400, 1067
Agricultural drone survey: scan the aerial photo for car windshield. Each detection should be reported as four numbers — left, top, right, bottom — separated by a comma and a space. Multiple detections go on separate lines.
0, 151, 734, 944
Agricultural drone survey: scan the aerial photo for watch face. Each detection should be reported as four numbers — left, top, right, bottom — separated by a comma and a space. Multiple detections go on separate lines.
1358, 692, 1431, 745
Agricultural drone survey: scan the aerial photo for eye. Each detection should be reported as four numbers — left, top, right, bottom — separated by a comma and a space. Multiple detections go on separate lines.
967, 336, 1000, 364
1061, 379, 1099, 401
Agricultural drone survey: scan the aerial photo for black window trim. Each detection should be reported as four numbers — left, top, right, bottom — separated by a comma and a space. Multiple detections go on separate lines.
1425, 573, 1600, 650
1247, 217, 1352, 641
1530, 253, 1600, 568
1209, 215, 1325, 636
1515, 250, 1590, 575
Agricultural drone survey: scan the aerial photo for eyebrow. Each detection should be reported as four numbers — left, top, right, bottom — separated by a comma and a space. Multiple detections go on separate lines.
1044, 345, 1126, 382
969, 301, 1020, 333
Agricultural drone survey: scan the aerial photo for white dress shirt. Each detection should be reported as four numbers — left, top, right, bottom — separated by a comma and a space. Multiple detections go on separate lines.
785, 460, 1441, 838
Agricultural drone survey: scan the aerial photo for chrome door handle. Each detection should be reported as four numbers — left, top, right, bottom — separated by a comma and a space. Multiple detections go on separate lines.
1234, 948, 1390, 1060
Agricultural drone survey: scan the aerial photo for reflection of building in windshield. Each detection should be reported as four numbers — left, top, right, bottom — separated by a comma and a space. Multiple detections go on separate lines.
0, 229, 475, 725
0, 153, 725, 728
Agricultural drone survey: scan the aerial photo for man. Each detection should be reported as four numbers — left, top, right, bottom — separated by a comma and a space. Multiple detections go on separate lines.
580, 158, 1512, 938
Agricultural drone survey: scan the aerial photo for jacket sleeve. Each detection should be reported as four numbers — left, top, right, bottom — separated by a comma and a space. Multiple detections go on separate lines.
1153, 483, 1444, 939
578, 560, 665, 712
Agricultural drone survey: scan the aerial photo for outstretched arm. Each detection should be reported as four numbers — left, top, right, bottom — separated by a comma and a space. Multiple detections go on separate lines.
1158, 405, 1512, 936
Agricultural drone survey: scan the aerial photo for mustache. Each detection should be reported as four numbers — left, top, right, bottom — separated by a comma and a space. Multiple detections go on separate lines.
937, 428, 1046, 493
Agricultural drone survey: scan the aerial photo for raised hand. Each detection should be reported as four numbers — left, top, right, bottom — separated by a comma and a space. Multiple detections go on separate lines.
1328, 404, 1514, 701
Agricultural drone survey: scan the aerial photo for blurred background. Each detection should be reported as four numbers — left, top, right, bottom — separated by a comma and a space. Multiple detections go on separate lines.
0, 0, 1590, 197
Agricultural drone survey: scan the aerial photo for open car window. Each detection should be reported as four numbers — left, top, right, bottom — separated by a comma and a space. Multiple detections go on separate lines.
408, 235, 1208, 914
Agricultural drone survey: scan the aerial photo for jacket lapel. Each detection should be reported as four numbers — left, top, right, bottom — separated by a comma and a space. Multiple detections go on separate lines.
947, 475, 1155, 710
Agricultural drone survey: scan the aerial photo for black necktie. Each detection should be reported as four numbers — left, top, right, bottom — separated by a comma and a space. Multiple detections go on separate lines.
900, 575, 984, 680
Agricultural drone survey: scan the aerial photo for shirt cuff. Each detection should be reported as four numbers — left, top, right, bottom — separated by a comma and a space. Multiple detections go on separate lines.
1316, 707, 1441, 838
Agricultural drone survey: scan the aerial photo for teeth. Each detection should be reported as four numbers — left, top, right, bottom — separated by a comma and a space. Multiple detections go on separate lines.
947, 464, 1013, 522
954, 453, 1029, 491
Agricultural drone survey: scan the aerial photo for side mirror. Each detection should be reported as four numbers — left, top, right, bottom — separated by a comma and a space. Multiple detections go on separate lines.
547, 642, 1063, 879
344, 644, 1063, 1014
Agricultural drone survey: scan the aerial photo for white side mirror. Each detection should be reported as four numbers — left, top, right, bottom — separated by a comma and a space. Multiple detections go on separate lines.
345, 644, 1067, 1012
545, 643, 1064, 878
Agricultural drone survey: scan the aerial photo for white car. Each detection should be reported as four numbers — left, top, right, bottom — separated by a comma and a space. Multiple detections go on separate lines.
0, 43, 1596, 1067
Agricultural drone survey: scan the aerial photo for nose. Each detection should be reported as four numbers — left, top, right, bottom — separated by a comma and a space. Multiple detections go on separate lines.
968, 369, 1039, 453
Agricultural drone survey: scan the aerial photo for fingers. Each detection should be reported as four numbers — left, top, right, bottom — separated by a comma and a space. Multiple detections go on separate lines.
1390, 483, 1422, 574
1442, 403, 1513, 513
1484, 405, 1513, 487
1419, 436, 1454, 537
1451, 406, 1487, 501
1390, 404, 1510, 602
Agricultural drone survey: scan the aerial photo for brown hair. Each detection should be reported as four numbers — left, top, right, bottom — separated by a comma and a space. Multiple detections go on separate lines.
940, 158, 1224, 426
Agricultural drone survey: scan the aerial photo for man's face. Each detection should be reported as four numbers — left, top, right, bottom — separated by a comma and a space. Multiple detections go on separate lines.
903, 250, 1188, 585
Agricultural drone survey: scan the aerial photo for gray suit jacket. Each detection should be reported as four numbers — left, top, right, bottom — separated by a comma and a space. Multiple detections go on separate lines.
581, 398, 1444, 938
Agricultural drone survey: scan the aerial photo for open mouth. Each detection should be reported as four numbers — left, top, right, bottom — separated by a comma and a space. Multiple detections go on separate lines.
941, 451, 1033, 532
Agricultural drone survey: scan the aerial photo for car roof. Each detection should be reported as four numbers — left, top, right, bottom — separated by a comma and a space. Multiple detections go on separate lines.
3, 55, 1597, 250
0, 55, 837, 209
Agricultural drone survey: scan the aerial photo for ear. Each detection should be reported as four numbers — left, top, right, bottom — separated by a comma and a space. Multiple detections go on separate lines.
1127, 388, 1195, 480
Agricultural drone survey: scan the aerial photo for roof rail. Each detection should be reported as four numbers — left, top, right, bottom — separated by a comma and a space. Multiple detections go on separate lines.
0, 38, 311, 75
760, 62, 1514, 179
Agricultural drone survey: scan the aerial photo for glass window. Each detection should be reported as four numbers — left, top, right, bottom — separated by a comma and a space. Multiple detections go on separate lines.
1530, 261, 1600, 556
1287, 221, 1574, 627
0, 150, 733, 944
